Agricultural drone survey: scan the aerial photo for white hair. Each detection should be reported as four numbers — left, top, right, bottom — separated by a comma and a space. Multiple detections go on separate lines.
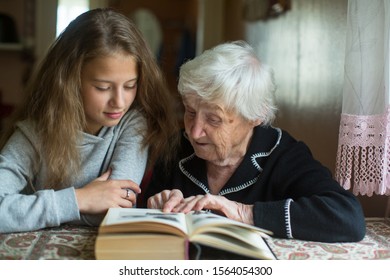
178, 40, 277, 126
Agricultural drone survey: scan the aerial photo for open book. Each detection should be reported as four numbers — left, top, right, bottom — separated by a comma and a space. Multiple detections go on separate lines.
95, 208, 276, 260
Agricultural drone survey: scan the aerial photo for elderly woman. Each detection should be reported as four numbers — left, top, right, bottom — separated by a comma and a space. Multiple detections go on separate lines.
141, 41, 365, 243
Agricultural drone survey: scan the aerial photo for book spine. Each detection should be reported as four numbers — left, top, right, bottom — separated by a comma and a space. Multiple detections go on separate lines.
185, 239, 190, 260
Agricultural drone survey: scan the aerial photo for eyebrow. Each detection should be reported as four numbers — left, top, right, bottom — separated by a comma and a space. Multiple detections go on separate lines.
183, 100, 225, 114
91, 77, 138, 83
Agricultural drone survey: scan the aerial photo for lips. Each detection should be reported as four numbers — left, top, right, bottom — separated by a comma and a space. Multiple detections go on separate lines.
193, 140, 210, 147
105, 112, 123, 119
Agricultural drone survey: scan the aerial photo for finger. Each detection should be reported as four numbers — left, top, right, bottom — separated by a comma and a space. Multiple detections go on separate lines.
169, 189, 185, 203
122, 188, 138, 205
158, 190, 182, 212
118, 180, 141, 194
160, 190, 172, 202
147, 195, 162, 209
123, 188, 134, 199
162, 195, 183, 213
97, 169, 111, 181
173, 202, 192, 213
171, 195, 197, 213
146, 191, 168, 209
118, 199, 134, 208
192, 194, 217, 211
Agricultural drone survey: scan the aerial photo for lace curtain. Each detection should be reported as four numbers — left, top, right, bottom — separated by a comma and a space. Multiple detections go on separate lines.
335, 0, 390, 196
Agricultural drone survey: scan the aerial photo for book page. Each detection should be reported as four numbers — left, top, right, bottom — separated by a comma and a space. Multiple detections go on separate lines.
186, 212, 275, 260
101, 208, 189, 236
187, 211, 272, 237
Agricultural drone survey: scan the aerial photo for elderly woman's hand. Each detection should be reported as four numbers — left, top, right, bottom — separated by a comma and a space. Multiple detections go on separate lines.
147, 189, 185, 212
173, 194, 255, 225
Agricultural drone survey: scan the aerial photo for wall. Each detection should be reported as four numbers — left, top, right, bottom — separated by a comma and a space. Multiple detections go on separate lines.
197, 0, 245, 54
0, 0, 31, 111
245, 0, 388, 217
0, 0, 56, 130
1, 0, 387, 216
109, 0, 197, 98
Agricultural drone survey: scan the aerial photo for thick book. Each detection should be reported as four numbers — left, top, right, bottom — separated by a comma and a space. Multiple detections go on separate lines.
95, 208, 276, 260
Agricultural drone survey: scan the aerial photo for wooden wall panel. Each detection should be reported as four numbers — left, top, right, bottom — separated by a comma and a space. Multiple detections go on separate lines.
109, 0, 197, 98
247, 0, 346, 173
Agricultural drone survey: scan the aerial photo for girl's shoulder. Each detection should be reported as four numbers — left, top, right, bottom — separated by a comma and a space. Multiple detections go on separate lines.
2, 120, 40, 154
15, 120, 39, 142
115, 108, 146, 131
121, 108, 145, 123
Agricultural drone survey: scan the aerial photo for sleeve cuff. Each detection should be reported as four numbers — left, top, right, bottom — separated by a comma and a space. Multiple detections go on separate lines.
284, 198, 294, 239
53, 187, 80, 223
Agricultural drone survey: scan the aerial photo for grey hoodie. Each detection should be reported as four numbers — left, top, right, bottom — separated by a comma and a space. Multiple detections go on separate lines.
0, 109, 147, 233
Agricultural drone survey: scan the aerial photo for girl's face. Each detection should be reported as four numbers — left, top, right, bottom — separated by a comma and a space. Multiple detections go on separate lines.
80, 52, 138, 135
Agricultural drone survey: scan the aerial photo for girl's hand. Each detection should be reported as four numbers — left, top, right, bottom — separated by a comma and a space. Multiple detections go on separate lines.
147, 189, 184, 213
75, 170, 141, 214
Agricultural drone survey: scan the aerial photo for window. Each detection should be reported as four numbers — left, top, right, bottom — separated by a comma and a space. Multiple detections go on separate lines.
56, 0, 89, 37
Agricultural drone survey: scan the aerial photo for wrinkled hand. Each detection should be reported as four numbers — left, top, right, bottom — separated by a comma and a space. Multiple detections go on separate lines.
173, 194, 254, 225
75, 170, 141, 214
147, 189, 184, 212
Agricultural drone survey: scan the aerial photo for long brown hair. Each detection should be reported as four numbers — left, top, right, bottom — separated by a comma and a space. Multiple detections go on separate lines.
0, 8, 179, 188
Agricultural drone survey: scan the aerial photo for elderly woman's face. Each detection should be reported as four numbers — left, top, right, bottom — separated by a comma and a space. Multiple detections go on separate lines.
183, 94, 259, 166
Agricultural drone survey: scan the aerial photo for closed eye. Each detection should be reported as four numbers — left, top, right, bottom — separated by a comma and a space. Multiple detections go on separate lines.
95, 86, 110, 91
206, 113, 222, 126
207, 117, 222, 126
185, 108, 196, 118
124, 83, 137, 90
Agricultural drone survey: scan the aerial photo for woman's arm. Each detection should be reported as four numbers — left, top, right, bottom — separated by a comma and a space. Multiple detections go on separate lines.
253, 141, 366, 242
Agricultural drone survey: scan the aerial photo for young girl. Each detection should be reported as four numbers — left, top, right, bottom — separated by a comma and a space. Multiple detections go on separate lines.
0, 8, 179, 233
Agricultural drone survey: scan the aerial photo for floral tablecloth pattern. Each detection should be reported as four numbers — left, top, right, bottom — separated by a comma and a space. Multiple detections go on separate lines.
0, 225, 97, 260
266, 218, 390, 260
0, 218, 389, 260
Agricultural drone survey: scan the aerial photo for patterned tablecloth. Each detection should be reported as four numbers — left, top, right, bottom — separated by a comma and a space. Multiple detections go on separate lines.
267, 218, 390, 260
0, 218, 389, 260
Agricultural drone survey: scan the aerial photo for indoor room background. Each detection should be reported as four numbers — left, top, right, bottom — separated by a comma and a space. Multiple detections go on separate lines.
0, 0, 387, 217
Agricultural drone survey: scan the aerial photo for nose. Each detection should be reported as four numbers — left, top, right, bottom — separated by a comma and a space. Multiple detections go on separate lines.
188, 116, 206, 139
109, 88, 125, 108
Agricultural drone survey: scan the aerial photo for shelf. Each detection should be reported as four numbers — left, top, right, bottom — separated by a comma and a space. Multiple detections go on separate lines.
0, 43, 24, 51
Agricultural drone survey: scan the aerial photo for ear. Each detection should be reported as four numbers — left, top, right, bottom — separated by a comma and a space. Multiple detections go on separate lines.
251, 119, 262, 127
